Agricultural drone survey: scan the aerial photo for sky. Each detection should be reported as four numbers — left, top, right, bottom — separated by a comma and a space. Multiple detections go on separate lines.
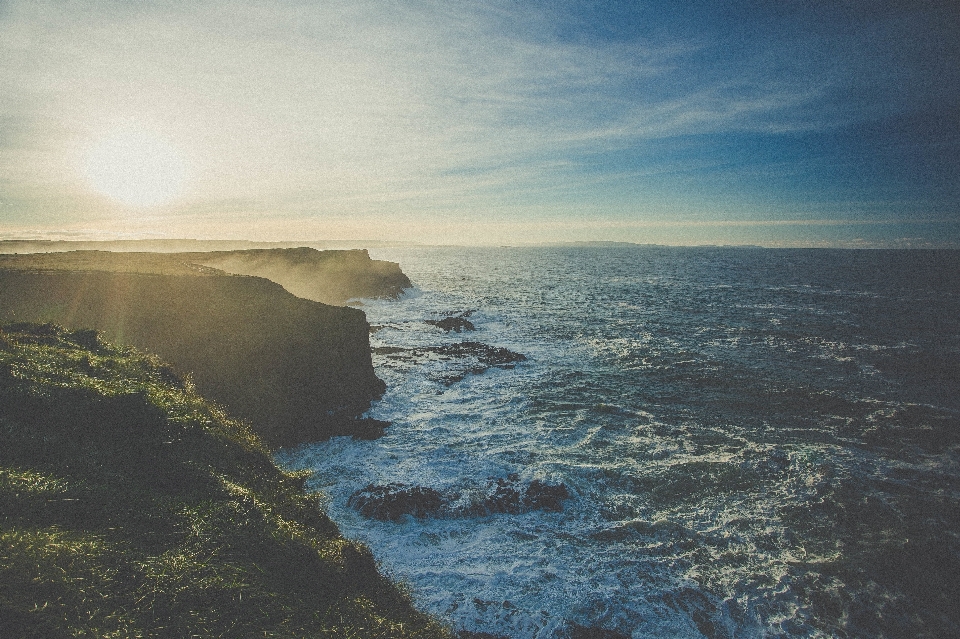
1, 0, 958, 246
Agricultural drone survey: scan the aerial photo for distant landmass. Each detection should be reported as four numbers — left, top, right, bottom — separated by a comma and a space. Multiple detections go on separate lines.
538, 241, 765, 249
538, 241, 665, 247
0, 238, 422, 253
0, 248, 410, 446
185, 247, 411, 305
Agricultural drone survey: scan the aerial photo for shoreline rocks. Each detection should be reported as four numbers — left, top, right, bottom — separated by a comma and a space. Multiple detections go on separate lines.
348, 475, 571, 521
426, 310, 476, 333
373, 341, 527, 385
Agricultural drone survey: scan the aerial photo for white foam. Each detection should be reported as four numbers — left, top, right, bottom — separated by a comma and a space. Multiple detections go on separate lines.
279, 247, 960, 638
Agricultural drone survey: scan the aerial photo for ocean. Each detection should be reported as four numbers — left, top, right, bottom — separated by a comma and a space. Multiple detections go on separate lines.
277, 246, 960, 639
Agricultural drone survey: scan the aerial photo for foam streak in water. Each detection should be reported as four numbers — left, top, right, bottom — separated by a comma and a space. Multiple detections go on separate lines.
279, 247, 960, 639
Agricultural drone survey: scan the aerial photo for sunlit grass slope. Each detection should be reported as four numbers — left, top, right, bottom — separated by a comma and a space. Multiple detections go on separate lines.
0, 322, 450, 639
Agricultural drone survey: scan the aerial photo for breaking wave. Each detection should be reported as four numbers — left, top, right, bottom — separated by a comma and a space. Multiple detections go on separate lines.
279, 247, 960, 638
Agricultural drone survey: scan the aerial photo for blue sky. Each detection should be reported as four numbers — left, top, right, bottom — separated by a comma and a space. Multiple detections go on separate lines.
1, 0, 958, 246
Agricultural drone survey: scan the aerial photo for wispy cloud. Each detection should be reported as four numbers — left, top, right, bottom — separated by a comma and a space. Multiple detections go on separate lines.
0, 3, 831, 187
0, 0, 956, 242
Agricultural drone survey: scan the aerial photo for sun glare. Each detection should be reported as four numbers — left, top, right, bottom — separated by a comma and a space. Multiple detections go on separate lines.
83, 126, 188, 207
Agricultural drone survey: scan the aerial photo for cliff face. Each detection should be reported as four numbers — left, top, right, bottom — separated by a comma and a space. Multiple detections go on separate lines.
0, 247, 412, 306
0, 323, 449, 638
0, 267, 386, 447
185, 248, 412, 305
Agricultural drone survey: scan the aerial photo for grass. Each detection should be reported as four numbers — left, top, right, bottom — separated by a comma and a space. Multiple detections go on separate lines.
0, 322, 451, 639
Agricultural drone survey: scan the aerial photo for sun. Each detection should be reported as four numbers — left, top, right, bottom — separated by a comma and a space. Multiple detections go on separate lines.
82, 125, 188, 208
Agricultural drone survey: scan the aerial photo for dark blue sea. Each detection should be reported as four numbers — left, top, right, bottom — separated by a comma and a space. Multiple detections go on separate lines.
279, 247, 960, 639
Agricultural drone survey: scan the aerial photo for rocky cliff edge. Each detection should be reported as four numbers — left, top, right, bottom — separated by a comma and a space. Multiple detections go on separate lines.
0, 248, 407, 447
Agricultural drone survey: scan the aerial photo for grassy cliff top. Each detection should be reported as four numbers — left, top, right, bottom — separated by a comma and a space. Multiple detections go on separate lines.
0, 323, 449, 639
0, 250, 226, 276
0, 247, 412, 305
0, 247, 388, 277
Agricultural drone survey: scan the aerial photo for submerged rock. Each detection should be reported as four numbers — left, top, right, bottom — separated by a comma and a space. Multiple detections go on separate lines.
457, 632, 510, 639
660, 587, 722, 639
522, 479, 571, 512
472, 475, 571, 515
436, 342, 526, 366
426, 311, 476, 333
348, 483, 446, 521
567, 623, 632, 639
348, 476, 570, 521
372, 341, 527, 385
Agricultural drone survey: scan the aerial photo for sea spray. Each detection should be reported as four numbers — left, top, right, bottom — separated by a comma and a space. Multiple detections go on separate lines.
279, 246, 960, 638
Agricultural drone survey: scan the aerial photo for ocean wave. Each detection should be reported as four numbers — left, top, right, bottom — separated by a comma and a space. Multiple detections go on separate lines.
280, 247, 960, 638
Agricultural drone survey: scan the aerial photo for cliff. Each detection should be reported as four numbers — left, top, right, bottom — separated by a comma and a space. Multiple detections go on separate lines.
0, 322, 450, 638
184, 247, 412, 305
0, 247, 412, 305
0, 238, 419, 254
0, 249, 400, 447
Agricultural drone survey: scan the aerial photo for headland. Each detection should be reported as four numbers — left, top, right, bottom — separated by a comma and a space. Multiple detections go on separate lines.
0, 322, 450, 638
0, 247, 408, 447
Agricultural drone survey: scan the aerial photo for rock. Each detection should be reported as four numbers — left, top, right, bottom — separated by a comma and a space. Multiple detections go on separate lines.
0, 246, 411, 307
331, 418, 390, 441
661, 587, 722, 639
458, 632, 510, 639
426, 311, 476, 333
567, 623, 631, 639
0, 265, 386, 448
370, 341, 526, 385
187, 247, 412, 305
524, 479, 572, 512
427, 316, 476, 332
439, 341, 526, 367
479, 475, 571, 515
348, 476, 571, 521
347, 483, 447, 521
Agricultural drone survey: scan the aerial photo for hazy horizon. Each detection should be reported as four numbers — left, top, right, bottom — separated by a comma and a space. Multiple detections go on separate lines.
2, 235, 958, 251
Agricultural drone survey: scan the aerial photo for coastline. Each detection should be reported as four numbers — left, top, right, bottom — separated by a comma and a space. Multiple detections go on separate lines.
0, 247, 405, 447
0, 321, 451, 638
282, 246, 960, 638
0, 246, 469, 636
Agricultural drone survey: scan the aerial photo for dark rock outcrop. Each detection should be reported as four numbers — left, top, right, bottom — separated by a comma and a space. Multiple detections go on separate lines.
484, 477, 571, 514
426, 311, 476, 333
372, 341, 527, 385
348, 475, 571, 521
457, 632, 510, 639
660, 587, 723, 639
348, 483, 447, 521
567, 623, 632, 639
0, 265, 386, 447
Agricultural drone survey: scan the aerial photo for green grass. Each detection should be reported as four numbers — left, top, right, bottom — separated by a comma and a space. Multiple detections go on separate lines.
0, 322, 450, 639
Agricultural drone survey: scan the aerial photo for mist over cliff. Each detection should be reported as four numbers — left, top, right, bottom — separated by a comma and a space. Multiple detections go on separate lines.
0, 248, 409, 446
0, 246, 412, 306
187, 248, 411, 305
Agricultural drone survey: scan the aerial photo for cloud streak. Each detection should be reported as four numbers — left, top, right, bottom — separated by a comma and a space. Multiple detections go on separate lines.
0, 0, 957, 244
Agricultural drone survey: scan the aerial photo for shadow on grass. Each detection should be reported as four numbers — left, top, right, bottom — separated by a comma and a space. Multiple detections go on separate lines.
0, 322, 450, 639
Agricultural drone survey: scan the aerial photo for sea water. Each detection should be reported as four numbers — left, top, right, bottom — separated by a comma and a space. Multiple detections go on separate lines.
277, 247, 960, 638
